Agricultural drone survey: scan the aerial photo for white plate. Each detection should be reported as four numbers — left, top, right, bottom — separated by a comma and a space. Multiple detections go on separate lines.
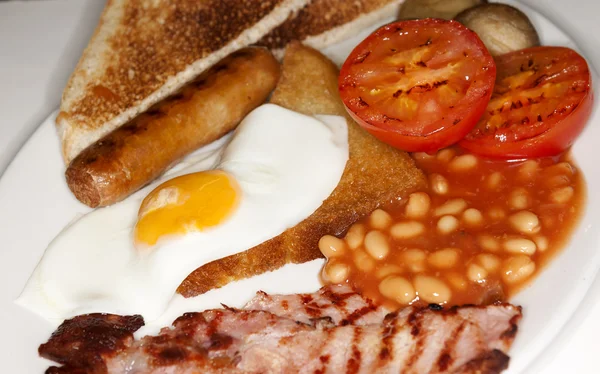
1, 2, 599, 373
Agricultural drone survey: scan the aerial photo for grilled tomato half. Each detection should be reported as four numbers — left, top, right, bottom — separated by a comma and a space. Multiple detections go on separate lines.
460, 46, 593, 158
339, 18, 496, 153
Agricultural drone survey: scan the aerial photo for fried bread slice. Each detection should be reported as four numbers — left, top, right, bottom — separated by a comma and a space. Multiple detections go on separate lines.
257, 0, 404, 56
177, 43, 426, 297
57, 0, 309, 164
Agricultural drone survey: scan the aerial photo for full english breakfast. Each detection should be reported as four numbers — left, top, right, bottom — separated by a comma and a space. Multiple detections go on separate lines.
12, 0, 595, 373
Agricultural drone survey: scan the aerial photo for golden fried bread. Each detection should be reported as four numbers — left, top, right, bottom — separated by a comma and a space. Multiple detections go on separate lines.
257, 0, 404, 55
177, 43, 426, 297
57, 0, 309, 164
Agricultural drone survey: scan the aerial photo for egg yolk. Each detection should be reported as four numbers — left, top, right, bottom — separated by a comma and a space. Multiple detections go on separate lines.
134, 170, 240, 247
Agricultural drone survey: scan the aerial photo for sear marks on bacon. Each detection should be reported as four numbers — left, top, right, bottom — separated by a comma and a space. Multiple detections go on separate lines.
38, 313, 143, 374
231, 304, 521, 374
244, 284, 391, 326
39, 286, 522, 374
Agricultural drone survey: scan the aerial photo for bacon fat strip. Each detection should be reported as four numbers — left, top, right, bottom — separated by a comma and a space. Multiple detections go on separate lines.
65, 47, 280, 208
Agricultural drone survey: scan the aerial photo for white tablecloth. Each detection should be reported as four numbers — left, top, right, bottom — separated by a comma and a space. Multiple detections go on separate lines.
1, 1, 599, 372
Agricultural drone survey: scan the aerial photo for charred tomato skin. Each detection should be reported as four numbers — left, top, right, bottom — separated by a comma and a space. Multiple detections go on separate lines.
339, 18, 496, 153
460, 46, 593, 158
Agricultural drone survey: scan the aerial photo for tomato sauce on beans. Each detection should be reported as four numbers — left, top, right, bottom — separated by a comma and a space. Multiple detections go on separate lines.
319, 148, 585, 309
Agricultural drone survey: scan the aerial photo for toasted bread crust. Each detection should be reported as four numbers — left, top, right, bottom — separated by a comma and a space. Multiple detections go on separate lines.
177, 43, 426, 297
258, 0, 402, 51
58, 0, 308, 163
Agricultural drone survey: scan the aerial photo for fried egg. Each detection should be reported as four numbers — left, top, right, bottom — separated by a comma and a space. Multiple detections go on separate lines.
17, 104, 348, 321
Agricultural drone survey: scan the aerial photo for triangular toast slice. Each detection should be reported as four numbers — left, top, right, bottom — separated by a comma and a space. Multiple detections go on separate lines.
57, 0, 309, 164
177, 43, 426, 297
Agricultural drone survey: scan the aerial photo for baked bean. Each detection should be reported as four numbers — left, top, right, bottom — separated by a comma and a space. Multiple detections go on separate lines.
434, 198, 467, 217
446, 272, 467, 291
487, 207, 506, 221
550, 186, 574, 203
509, 211, 541, 234
405, 192, 431, 219
544, 162, 575, 177
436, 148, 456, 163
518, 159, 539, 180
478, 235, 501, 252
467, 263, 487, 283
318, 235, 346, 258
353, 250, 375, 272
376, 264, 403, 279
545, 175, 571, 188
462, 208, 483, 226
379, 276, 416, 305
391, 221, 425, 239
534, 235, 549, 252
364, 230, 390, 260
437, 215, 459, 234
475, 253, 501, 272
402, 249, 427, 273
430, 173, 449, 195
504, 238, 537, 255
428, 248, 459, 269
414, 275, 452, 304
487, 172, 503, 190
502, 255, 536, 284
345, 223, 366, 250
449, 154, 478, 172
509, 188, 530, 210
323, 261, 350, 284
370, 209, 392, 229
412, 152, 434, 162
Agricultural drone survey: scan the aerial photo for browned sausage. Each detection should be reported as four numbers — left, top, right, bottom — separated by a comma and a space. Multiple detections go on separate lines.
66, 47, 280, 208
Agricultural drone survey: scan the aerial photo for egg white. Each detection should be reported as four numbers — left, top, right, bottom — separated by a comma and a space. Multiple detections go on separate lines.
17, 104, 348, 322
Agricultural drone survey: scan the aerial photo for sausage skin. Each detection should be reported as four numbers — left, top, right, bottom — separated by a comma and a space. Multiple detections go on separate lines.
66, 47, 280, 207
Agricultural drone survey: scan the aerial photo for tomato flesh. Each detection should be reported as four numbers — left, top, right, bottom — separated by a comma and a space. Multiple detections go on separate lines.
460, 46, 593, 158
339, 19, 496, 153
